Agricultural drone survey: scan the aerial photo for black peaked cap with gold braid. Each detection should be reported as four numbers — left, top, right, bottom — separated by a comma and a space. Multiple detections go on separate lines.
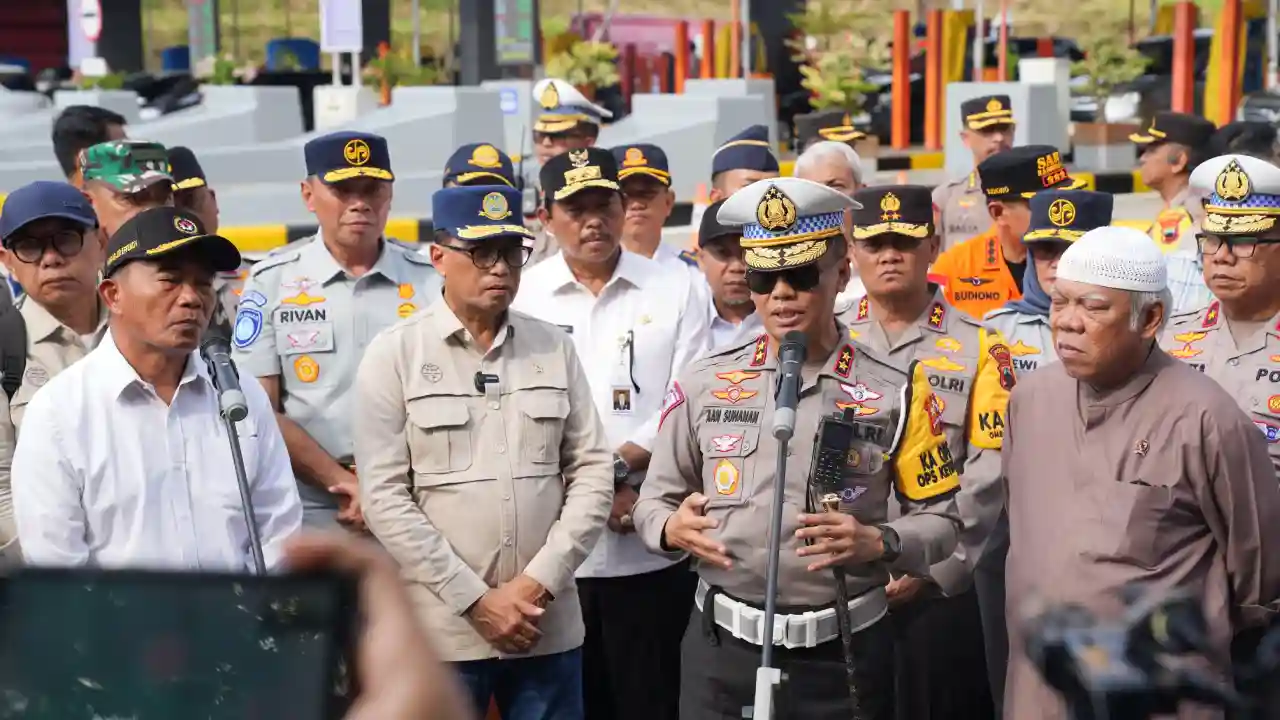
716, 177, 860, 271
850, 185, 934, 240
540, 147, 621, 202
1130, 111, 1215, 148
961, 95, 1015, 131
611, 143, 671, 185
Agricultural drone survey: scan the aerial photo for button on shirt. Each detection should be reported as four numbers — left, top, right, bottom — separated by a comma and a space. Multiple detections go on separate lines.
514, 250, 711, 578
233, 235, 443, 510
11, 332, 302, 570
354, 301, 614, 661
0, 298, 109, 559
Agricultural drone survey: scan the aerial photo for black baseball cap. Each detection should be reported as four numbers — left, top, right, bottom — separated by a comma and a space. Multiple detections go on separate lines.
103, 206, 240, 278
168, 146, 208, 191
539, 148, 620, 202
698, 199, 740, 247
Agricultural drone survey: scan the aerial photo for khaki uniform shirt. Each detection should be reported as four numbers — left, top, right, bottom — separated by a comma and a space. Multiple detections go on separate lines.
983, 308, 1057, 375
353, 301, 613, 662
1160, 300, 1280, 476
232, 236, 443, 515
837, 291, 1014, 593
1149, 184, 1205, 255
1003, 349, 1280, 720
0, 298, 108, 561
932, 172, 991, 252
633, 325, 963, 607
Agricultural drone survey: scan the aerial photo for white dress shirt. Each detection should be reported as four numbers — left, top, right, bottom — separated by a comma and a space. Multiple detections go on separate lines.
706, 293, 763, 351
12, 332, 302, 571
515, 250, 709, 577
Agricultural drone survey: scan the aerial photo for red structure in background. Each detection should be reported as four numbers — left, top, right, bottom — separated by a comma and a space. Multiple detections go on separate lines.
0, 0, 68, 73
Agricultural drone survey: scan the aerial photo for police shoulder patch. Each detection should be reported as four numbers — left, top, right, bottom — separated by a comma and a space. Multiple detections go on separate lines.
233, 307, 265, 348
239, 289, 268, 308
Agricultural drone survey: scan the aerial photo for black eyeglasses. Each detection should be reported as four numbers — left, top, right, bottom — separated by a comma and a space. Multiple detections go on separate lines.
7, 229, 87, 264
438, 242, 532, 269
745, 265, 823, 294
1196, 233, 1280, 259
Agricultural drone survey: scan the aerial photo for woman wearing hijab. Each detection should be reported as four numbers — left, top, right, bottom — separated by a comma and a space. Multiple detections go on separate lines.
984, 189, 1115, 376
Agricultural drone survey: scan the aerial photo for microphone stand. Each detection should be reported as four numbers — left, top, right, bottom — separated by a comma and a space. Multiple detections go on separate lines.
207, 358, 267, 576
224, 409, 267, 576
747, 428, 792, 719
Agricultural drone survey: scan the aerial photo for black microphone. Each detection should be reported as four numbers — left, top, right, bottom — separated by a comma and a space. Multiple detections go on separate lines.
772, 331, 807, 440
200, 333, 249, 422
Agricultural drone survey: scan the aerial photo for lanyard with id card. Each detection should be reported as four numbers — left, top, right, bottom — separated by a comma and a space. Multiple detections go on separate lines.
610, 330, 640, 415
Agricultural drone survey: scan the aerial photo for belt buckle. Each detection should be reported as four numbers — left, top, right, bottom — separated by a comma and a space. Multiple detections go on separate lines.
784, 609, 822, 649
736, 602, 763, 645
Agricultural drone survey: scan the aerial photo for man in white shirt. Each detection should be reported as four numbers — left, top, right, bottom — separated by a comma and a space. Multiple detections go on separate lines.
12, 206, 302, 571
696, 199, 759, 349
611, 143, 703, 280
515, 148, 710, 720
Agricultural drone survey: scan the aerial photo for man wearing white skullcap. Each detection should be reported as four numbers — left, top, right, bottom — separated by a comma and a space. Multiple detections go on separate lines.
1161, 153, 1280, 477
1000, 226, 1280, 720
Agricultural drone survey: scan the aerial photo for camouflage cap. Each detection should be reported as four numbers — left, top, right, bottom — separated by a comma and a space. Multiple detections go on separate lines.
79, 140, 173, 194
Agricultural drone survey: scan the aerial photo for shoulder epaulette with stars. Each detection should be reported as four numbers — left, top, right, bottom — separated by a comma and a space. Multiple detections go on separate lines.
855, 296, 869, 321
1203, 301, 1220, 329
749, 334, 769, 367
833, 344, 854, 378
927, 301, 946, 330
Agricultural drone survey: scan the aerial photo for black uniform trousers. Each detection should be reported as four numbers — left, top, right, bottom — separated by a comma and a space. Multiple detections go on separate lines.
578, 559, 697, 720
889, 585, 995, 720
680, 602, 896, 720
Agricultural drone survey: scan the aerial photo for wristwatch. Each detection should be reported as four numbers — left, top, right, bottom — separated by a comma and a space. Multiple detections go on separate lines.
875, 525, 902, 564
613, 453, 631, 484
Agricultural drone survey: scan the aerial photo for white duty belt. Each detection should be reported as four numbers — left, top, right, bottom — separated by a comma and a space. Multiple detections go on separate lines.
694, 578, 888, 649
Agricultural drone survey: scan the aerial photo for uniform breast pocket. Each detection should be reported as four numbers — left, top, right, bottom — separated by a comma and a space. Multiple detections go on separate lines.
517, 389, 570, 466
700, 427, 760, 508
1084, 479, 1178, 568
406, 397, 474, 475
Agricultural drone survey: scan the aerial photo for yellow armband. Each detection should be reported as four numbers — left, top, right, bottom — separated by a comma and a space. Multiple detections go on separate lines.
891, 360, 961, 502
968, 328, 1016, 450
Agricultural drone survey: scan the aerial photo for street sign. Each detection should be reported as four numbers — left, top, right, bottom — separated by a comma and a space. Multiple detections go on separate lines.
320, 0, 363, 54
80, 0, 102, 43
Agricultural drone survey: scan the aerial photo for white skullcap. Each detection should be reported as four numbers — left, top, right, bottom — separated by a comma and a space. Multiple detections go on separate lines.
1055, 226, 1167, 292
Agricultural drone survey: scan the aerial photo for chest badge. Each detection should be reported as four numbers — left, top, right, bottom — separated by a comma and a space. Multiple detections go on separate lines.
713, 459, 740, 495
711, 434, 742, 453
398, 302, 417, 318
712, 384, 758, 404
936, 338, 962, 353
1009, 340, 1039, 356
1134, 439, 1149, 457
835, 382, 882, 416
921, 356, 966, 372
398, 283, 415, 300
716, 370, 761, 384
294, 355, 320, 383
1169, 331, 1207, 359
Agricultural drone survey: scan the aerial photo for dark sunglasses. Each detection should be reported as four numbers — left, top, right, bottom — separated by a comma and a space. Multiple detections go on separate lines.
7, 228, 87, 264
745, 265, 822, 294
438, 242, 532, 270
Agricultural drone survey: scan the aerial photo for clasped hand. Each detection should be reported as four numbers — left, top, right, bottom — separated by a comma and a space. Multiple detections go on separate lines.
466, 575, 552, 654
794, 511, 885, 571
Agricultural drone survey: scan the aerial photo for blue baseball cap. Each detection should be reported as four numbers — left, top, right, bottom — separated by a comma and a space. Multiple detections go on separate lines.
0, 181, 97, 245
432, 186, 534, 244
304, 131, 394, 184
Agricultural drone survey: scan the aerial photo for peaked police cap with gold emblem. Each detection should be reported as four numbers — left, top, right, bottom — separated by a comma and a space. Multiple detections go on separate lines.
432, 186, 534, 244
961, 95, 1015, 131
611, 143, 671, 185
443, 142, 515, 187
849, 185, 934, 240
304, 131, 394, 184
717, 177, 860, 270
1023, 189, 1113, 243
540, 147, 621, 202
1190, 154, 1280, 234
532, 78, 613, 134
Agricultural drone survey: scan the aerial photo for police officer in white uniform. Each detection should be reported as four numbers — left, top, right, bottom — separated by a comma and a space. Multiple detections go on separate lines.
232, 131, 442, 531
